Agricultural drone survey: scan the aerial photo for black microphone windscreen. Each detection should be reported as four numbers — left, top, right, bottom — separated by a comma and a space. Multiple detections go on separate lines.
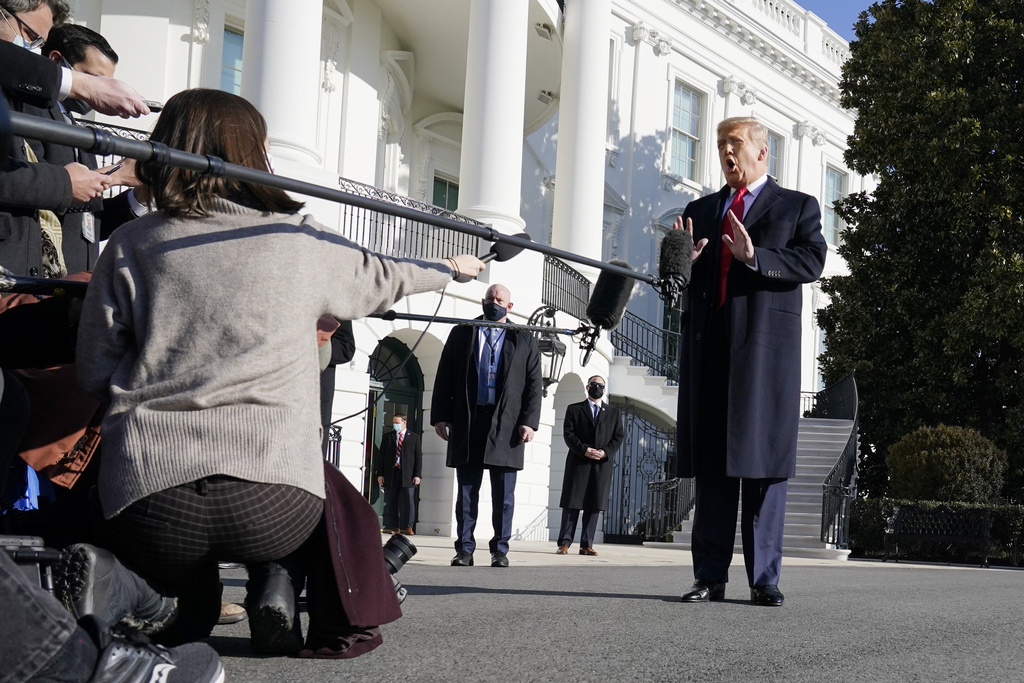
488, 232, 532, 262
586, 260, 634, 330
659, 228, 693, 287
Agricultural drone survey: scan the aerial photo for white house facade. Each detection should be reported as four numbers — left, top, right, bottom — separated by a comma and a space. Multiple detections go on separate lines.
67, 0, 870, 547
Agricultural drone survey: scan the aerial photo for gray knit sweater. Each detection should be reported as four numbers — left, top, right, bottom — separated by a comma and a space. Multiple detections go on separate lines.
76, 198, 453, 518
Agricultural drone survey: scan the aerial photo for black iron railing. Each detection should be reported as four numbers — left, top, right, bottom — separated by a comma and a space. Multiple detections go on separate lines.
81, 121, 151, 198
610, 310, 679, 383
336, 177, 482, 260
644, 477, 694, 541
812, 370, 859, 548
541, 255, 590, 321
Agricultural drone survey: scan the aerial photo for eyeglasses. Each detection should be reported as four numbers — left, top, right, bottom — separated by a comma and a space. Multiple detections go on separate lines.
3, 10, 45, 50
588, 383, 606, 389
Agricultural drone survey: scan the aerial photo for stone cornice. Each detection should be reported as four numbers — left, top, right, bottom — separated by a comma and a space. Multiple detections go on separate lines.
658, 0, 847, 106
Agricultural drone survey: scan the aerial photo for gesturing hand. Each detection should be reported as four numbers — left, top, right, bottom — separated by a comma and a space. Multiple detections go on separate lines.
673, 215, 708, 262
722, 211, 756, 266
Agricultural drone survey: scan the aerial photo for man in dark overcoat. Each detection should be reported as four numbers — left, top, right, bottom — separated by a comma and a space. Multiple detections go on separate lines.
376, 412, 422, 534
431, 283, 542, 568
556, 375, 624, 556
675, 116, 826, 607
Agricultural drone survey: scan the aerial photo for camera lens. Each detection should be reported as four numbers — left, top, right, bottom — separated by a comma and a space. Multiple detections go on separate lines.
382, 533, 416, 575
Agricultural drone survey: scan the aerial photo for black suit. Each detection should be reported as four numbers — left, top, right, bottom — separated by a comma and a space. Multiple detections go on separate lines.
557, 399, 624, 549
1, 43, 69, 276
0, 43, 135, 276
431, 320, 542, 556
676, 176, 826, 588
375, 429, 422, 530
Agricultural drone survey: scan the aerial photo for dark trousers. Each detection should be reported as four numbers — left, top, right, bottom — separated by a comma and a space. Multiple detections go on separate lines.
382, 474, 416, 530
0, 370, 30, 506
0, 548, 91, 683
455, 466, 517, 555
557, 508, 599, 548
98, 476, 322, 643
690, 475, 787, 587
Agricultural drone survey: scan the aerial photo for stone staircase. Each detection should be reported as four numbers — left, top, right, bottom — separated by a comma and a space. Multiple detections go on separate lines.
657, 417, 855, 561
606, 353, 855, 561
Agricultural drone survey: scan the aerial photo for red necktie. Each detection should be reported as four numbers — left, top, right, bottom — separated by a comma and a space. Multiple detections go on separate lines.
717, 187, 748, 309
395, 433, 403, 468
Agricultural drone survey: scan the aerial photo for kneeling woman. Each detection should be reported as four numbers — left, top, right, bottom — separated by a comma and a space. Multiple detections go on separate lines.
66, 88, 484, 655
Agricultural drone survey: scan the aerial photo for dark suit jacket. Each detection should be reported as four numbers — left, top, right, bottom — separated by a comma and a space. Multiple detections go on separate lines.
676, 177, 827, 479
1, 43, 69, 276
431, 319, 543, 470
560, 400, 625, 511
375, 429, 422, 487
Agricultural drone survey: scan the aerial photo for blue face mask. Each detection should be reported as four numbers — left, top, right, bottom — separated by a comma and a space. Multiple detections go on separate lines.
482, 302, 507, 321
392, 423, 403, 433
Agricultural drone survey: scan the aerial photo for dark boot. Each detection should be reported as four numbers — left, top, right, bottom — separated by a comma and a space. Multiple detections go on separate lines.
54, 544, 177, 636
245, 559, 305, 656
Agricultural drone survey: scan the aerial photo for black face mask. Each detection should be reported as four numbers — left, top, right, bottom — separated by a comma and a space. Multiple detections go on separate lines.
64, 98, 93, 115
587, 384, 605, 400
482, 302, 507, 321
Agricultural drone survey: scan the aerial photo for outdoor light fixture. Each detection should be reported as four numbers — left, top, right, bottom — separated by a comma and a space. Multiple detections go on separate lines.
528, 306, 567, 397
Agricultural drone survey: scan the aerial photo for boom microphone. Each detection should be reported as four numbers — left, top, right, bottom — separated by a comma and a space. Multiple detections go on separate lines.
581, 259, 634, 365
480, 232, 532, 263
658, 228, 692, 311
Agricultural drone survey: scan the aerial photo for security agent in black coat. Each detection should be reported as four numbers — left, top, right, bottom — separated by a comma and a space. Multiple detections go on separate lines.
556, 376, 624, 555
432, 283, 543, 568
375, 414, 422, 533
675, 116, 826, 607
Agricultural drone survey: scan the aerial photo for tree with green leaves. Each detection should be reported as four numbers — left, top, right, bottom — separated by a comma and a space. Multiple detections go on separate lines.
818, 0, 1024, 501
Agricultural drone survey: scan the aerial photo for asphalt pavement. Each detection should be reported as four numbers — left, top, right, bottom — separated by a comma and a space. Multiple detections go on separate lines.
211, 535, 1023, 682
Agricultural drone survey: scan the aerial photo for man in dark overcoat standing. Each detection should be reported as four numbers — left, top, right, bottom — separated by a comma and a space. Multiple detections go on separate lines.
675, 116, 826, 607
376, 412, 422, 534
431, 283, 543, 568
556, 375, 624, 556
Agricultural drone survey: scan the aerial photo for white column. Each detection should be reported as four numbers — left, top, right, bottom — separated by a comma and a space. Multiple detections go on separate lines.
241, 0, 323, 165
456, 0, 529, 235
550, 0, 610, 262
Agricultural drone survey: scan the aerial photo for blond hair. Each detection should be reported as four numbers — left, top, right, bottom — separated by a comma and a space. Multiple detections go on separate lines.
717, 117, 769, 149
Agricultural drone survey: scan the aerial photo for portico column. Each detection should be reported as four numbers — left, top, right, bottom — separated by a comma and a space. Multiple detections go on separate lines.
550, 0, 610, 262
456, 0, 529, 235
241, 0, 323, 165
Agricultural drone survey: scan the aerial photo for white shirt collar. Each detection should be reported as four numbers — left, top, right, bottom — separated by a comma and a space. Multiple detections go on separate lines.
731, 173, 769, 200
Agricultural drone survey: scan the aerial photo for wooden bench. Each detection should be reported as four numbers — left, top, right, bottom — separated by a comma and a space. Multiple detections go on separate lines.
884, 504, 991, 567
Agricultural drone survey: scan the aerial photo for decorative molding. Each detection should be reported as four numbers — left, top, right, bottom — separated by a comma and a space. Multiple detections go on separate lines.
631, 21, 672, 57
798, 120, 826, 146
416, 135, 432, 201
321, 17, 345, 94
722, 75, 758, 106
665, 0, 846, 105
191, 0, 211, 43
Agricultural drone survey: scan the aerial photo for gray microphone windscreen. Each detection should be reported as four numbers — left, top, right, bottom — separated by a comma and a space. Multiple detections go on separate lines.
585, 260, 634, 329
487, 232, 532, 262
659, 228, 693, 287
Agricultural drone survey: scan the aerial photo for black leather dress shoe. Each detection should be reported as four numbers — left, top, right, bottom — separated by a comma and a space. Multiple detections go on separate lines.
245, 562, 304, 655
450, 552, 474, 567
680, 580, 726, 602
490, 552, 509, 568
750, 584, 785, 606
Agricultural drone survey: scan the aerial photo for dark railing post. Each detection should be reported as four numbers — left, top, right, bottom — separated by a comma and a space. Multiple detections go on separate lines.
815, 370, 859, 549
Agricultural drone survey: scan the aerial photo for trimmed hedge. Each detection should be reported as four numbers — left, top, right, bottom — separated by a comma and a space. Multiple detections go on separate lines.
850, 498, 1024, 566
887, 425, 1007, 504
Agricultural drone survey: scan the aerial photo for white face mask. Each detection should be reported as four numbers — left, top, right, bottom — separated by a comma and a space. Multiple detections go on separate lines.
392, 423, 403, 433
3, 14, 41, 53
264, 151, 276, 174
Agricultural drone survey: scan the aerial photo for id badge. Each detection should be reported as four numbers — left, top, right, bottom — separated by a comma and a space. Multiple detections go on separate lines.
82, 212, 96, 243
487, 371, 496, 388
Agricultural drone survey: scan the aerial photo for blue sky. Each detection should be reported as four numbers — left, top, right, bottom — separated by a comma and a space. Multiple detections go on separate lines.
797, 0, 872, 42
